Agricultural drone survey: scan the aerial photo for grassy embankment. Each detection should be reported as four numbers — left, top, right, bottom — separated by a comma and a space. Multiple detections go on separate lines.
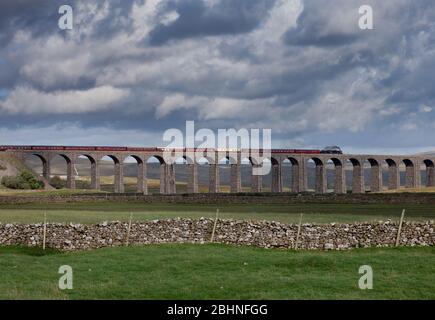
0, 181, 433, 300
0, 200, 433, 224
0, 245, 433, 300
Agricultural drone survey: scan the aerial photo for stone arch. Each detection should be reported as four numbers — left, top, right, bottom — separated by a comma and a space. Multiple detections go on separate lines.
99, 155, 123, 193
307, 157, 326, 194
218, 155, 241, 193
103, 154, 121, 164
175, 156, 192, 193
365, 158, 382, 192
240, 157, 253, 192
401, 159, 419, 188
123, 155, 146, 194
257, 157, 281, 193
282, 157, 300, 193
146, 155, 170, 194
75, 154, 98, 190
24, 153, 50, 181
127, 155, 143, 164
48, 154, 74, 189
147, 155, 165, 165
327, 157, 345, 194
346, 158, 364, 193
58, 154, 72, 164
220, 155, 238, 165
422, 159, 435, 187
260, 158, 272, 192
194, 150, 216, 165
179, 154, 193, 165
384, 158, 399, 190
174, 156, 192, 194
196, 156, 212, 193
194, 152, 218, 192
270, 157, 282, 193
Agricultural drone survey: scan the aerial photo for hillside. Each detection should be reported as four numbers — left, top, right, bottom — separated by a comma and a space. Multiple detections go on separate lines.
0, 153, 53, 189
0, 153, 34, 180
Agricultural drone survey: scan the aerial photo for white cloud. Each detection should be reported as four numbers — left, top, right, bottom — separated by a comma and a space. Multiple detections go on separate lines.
0, 124, 163, 146
161, 10, 180, 26
130, 0, 164, 40
400, 122, 418, 131
419, 105, 432, 113
0, 86, 129, 114
253, 0, 302, 43
156, 94, 208, 118
156, 94, 277, 121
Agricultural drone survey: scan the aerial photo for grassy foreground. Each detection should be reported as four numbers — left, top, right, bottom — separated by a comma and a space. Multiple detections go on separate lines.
0, 202, 434, 224
0, 245, 433, 300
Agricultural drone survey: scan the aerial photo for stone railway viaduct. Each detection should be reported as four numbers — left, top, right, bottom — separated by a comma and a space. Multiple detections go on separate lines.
3, 147, 435, 194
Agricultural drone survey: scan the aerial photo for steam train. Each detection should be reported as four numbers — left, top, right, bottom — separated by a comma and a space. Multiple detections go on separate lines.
0, 145, 342, 154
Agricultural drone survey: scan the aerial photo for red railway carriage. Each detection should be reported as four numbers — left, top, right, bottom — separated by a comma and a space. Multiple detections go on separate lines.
294, 149, 321, 154
271, 149, 291, 153
64, 146, 95, 151
125, 147, 152, 152
271, 149, 321, 154
125, 147, 142, 152
126, 147, 161, 152
0, 145, 323, 154
4, 145, 34, 151
31, 146, 65, 151
95, 146, 128, 152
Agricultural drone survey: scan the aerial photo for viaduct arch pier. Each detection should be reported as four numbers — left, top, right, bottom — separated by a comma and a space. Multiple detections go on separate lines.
1, 146, 434, 195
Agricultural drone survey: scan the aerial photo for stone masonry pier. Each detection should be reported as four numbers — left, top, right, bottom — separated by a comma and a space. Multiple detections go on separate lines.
2, 147, 435, 195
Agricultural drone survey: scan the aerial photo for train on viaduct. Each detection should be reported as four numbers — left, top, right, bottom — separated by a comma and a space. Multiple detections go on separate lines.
1, 145, 434, 194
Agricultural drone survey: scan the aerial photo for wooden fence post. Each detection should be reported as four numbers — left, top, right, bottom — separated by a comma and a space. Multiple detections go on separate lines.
295, 213, 303, 250
126, 213, 133, 247
210, 209, 219, 243
42, 212, 47, 251
395, 209, 406, 247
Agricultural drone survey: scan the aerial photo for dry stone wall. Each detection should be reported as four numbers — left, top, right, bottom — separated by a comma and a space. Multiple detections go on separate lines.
0, 219, 433, 251
1, 192, 435, 205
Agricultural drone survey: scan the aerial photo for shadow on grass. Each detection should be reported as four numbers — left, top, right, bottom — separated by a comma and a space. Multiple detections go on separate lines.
0, 245, 62, 256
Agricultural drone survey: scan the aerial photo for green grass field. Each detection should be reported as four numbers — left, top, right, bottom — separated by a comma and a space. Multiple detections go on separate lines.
0, 195, 433, 300
0, 202, 434, 224
2, 189, 432, 227
0, 245, 433, 300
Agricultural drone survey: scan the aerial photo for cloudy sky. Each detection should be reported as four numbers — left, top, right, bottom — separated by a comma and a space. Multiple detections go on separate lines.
0, 0, 434, 154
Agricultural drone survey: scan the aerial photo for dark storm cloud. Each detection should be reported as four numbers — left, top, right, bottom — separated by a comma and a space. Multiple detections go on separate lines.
148, 0, 275, 45
0, 0, 135, 49
0, 56, 19, 88
0, 0, 435, 152
0, 0, 78, 90
283, 8, 360, 47
0, 0, 64, 45
280, 0, 435, 121
285, 30, 359, 47
384, 55, 435, 105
